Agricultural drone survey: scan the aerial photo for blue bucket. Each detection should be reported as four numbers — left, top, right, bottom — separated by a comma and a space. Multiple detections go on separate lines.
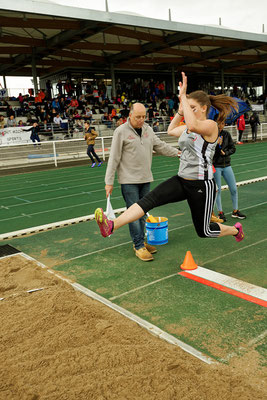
146, 217, 168, 245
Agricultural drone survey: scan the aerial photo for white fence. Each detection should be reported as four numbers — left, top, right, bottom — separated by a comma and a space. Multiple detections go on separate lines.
0, 124, 267, 170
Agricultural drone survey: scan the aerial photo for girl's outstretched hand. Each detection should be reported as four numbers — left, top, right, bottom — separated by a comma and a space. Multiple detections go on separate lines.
179, 72, 187, 97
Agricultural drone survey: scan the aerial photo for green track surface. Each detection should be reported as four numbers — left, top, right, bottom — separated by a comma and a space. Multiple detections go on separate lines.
2, 141, 267, 364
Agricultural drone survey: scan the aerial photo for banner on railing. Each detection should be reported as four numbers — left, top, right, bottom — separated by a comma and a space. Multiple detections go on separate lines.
0, 127, 32, 145
251, 104, 264, 112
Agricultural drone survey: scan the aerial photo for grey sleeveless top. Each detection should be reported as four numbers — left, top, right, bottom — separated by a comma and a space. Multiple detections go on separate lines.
178, 128, 218, 180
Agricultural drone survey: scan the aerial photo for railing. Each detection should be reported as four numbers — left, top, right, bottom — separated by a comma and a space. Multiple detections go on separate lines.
0, 123, 267, 171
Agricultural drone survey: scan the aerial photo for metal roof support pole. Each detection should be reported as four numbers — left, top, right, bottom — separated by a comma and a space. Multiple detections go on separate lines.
263, 70, 266, 94
110, 63, 116, 99
3, 75, 7, 89
221, 68, 225, 93
31, 49, 39, 96
171, 66, 176, 94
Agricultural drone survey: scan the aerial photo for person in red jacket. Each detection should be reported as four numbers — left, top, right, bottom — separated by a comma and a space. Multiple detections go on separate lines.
236, 114, 245, 144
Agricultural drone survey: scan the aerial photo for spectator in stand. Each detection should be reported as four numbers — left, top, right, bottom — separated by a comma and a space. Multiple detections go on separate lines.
84, 107, 93, 121
64, 80, 73, 97
18, 93, 24, 105
52, 98, 61, 112
46, 80, 52, 99
84, 121, 102, 168
23, 122, 41, 145
53, 113, 63, 126
236, 114, 246, 144
101, 112, 112, 128
68, 96, 79, 114
111, 108, 118, 121
43, 119, 52, 132
59, 97, 66, 114
168, 97, 174, 116
7, 105, 15, 118
116, 117, 125, 127
249, 112, 260, 142
35, 105, 42, 122
6, 115, 16, 127
159, 100, 167, 115
76, 79, 82, 98
56, 80, 63, 96
120, 105, 129, 119
18, 120, 25, 127
147, 105, 155, 124
153, 120, 160, 132
51, 108, 57, 121
0, 115, 5, 129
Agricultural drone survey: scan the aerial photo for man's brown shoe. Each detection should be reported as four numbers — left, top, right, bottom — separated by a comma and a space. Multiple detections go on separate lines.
210, 212, 224, 224
144, 243, 157, 254
135, 247, 154, 261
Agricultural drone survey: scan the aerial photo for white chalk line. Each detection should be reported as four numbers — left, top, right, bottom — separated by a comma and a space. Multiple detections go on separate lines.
219, 330, 267, 363
55, 223, 193, 266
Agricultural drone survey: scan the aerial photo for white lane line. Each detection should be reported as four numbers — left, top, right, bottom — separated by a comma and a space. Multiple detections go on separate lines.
56, 223, 193, 265
0, 160, 178, 194
0, 196, 121, 222
109, 273, 177, 301
14, 196, 32, 203
182, 266, 267, 302
203, 238, 267, 266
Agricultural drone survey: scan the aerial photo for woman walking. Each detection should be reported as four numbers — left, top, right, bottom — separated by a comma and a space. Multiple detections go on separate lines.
94, 72, 244, 246
213, 128, 246, 222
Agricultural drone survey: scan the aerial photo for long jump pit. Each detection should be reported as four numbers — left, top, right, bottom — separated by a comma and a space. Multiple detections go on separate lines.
0, 249, 266, 400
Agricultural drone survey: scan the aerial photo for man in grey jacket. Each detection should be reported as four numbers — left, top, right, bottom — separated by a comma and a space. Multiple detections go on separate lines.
105, 103, 179, 261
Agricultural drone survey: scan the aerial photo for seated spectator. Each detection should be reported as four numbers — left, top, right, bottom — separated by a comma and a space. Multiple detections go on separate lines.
116, 117, 126, 127
42, 119, 52, 132
120, 105, 129, 119
101, 112, 112, 128
6, 115, 17, 127
147, 105, 155, 123
159, 100, 167, 115
153, 120, 160, 132
53, 113, 63, 126
18, 120, 25, 127
7, 105, 15, 118
84, 107, 92, 120
68, 96, 79, 114
52, 98, 61, 111
0, 115, 5, 129
111, 108, 118, 120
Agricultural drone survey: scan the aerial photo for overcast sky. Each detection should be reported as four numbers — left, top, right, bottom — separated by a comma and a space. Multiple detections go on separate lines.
46, 0, 267, 34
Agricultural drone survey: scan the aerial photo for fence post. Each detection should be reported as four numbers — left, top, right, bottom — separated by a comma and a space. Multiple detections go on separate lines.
260, 124, 263, 141
53, 140, 58, 167
101, 137, 105, 161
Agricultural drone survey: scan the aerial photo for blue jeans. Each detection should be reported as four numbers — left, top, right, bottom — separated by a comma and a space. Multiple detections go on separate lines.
214, 166, 238, 211
121, 183, 151, 250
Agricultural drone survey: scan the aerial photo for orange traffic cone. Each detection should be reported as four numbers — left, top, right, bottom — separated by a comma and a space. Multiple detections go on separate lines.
180, 251, 198, 270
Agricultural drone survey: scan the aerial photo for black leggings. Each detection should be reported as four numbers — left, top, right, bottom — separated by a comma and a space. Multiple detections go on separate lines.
137, 175, 220, 238
87, 144, 101, 163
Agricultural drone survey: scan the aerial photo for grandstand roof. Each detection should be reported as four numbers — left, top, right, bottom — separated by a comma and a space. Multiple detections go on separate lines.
0, 0, 267, 84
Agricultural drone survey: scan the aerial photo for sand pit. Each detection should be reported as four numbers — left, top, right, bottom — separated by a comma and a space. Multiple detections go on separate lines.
0, 254, 266, 400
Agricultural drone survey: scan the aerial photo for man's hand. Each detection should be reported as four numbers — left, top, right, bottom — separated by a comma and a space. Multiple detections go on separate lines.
105, 184, 113, 198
